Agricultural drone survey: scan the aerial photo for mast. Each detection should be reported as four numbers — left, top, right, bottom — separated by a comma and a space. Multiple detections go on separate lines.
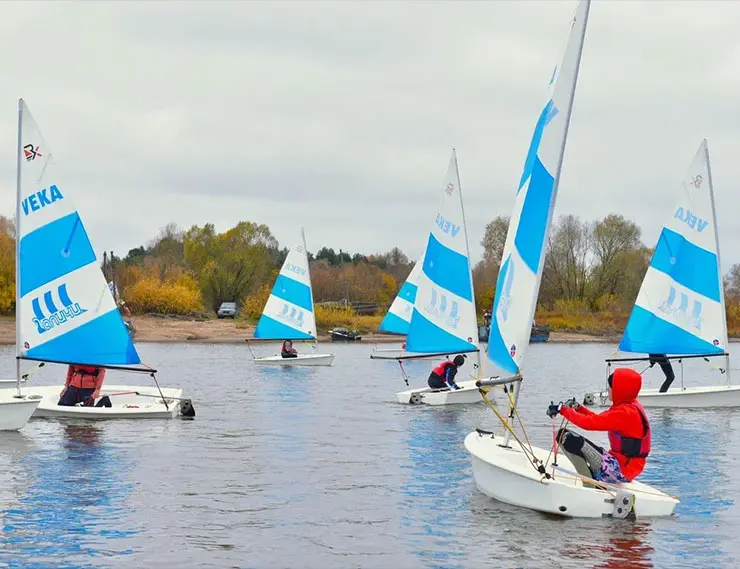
15, 99, 23, 396
301, 227, 317, 341
704, 139, 731, 384
453, 148, 483, 378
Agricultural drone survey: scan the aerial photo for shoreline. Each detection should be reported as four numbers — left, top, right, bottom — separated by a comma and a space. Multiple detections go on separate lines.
0, 315, 635, 345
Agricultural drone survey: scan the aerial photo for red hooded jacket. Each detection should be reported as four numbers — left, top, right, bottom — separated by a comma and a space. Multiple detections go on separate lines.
560, 368, 650, 481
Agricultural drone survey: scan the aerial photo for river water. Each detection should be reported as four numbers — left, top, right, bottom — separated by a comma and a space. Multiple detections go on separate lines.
0, 341, 737, 569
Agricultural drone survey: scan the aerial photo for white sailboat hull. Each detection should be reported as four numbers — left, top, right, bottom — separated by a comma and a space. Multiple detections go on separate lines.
584, 384, 740, 409
26, 385, 186, 419
254, 353, 335, 366
0, 391, 41, 430
396, 379, 482, 406
465, 431, 678, 518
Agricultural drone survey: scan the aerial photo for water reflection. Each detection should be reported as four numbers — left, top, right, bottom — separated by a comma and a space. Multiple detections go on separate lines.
0, 423, 136, 569
400, 409, 471, 569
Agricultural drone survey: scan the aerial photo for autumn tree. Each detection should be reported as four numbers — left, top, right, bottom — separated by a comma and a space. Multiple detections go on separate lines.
184, 221, 278, 311
588, 214, 643, 301
540, 214, 591, 307
481, 216, 510, 268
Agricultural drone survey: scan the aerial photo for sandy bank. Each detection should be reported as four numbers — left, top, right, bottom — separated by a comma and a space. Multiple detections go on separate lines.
0, 315, 634, 345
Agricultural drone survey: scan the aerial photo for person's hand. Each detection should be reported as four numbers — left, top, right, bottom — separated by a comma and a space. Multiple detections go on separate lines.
91, 390, 100, 401
546, 401, 562, 418
563, 397, 580, 410
59, 387, 67, 397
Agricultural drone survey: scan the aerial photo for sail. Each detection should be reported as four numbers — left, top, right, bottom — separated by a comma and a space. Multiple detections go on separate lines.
16, 99, 140, 366
620, 140, 726, 355
486, 0, 590, 374
405, 150, 478, 354
378, 253, 424, 335
254, 236, 316, 340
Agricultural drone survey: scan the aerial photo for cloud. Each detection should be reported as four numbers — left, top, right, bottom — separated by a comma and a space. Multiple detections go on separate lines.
1, 1, 740, 271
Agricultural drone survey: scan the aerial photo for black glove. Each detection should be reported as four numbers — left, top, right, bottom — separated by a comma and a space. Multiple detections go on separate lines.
546, 401, 562, 418
563, 397, 580, 409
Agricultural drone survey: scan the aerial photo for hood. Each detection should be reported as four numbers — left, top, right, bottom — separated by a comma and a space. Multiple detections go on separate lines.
610, 367, 642, 404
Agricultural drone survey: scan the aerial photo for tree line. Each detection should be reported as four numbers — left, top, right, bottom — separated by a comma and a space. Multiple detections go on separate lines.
1, 213, 740, 335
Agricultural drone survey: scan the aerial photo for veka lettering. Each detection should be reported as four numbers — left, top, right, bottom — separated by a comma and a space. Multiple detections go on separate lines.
435, 214, 460, 237
659, 286, 703, 330
22, 185, 64, 216
498, 259, 515, 322
673, 207, 708, 232
285, 263, 307, 277
32, 284, 86, 335
424, 288, 460, 329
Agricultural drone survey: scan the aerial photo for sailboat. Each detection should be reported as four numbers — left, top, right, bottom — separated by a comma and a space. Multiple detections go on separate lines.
250, 229, 335, 366
584, 140, 740, 408
464, 1, 678, 517
15, 99, 192, 419
395, 150, 482, 406
370, 254, 423, 359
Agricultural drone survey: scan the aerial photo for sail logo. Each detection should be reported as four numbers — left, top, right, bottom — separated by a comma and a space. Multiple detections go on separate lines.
22, 185, 64, 216
276, 303, 304, 328
23, 144, 42, 161
673, 207, 708, 233
497, 259, 515, 322
424, 288, 460, 329
435, 214, 460, 237
285, 263, 307, 277
690, 175, 704, 188
658, 286, 703, 330
31, 283, 87, 335
444, 183, 455, 196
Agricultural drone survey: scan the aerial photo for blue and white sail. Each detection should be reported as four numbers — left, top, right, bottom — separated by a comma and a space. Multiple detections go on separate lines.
620, 140, 727, 356
379, 253, 424, 335
254, 231, 317, 341
16, 99, 141, 366
405, 150, 478, 355
486, 0, 590, 374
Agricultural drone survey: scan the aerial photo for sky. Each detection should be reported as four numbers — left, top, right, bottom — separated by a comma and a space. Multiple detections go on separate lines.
1, 0, 740, 272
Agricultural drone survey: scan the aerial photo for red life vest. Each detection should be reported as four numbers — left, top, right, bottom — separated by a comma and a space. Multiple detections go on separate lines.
69, 365, 103, 389
432, 361, 454, 377
608, 400, 651, 459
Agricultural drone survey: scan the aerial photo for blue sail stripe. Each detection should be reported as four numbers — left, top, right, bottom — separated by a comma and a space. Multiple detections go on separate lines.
58, 284, 73, 307
19, 212, 96, 297
650, 228, 720, 302
423, 235, 472, 301
270, 274, 313, 313
254, 314, 314, 340
25, 309, 141, 365
379, 311, 409, 335
619, 305, 722, 355
514, 157, 555, 273
31, 298, 44, 321
518, 100, 557, 193
398, 281, 418, 302
405, 309, 476, 354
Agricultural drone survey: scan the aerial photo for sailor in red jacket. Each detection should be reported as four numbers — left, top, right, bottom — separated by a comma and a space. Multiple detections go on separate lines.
58, 364, 109, 407
428, 355, 465, 390
547, 367, 651, 483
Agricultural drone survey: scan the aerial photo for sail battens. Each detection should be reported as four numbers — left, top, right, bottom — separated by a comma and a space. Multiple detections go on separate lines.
405, 151, 478, 355
619, 140, 727, 356
254, 236, 317, 341
485, 1, 589, 374
17, 100, 140, 366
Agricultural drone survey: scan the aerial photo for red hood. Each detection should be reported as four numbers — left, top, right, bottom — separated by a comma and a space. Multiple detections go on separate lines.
611, 368, 642, 404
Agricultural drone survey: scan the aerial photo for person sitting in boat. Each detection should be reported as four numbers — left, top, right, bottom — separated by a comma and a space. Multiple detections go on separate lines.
648, 353, 675, 393
428, 355, 465, 391
281, 340, 298, 358
547, 367, 650, 483
58, 364, 111, 407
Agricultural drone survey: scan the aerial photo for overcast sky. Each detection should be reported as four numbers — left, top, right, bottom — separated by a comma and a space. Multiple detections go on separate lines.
1, 1, 739, 272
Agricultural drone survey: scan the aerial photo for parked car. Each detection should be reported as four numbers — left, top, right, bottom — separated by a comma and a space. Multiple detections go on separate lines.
217, 302, 238, 319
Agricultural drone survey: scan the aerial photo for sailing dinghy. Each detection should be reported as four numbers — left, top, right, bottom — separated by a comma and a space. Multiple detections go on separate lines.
250, 230, 334, 366
395, 150, 482, 406
370, 254, 423, 360
464, 1, 678, 518
14, 99, 192, 420
584, 139, 740, 408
